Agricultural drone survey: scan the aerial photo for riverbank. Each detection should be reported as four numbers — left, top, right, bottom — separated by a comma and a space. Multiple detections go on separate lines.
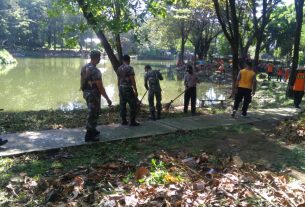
10, 49, 89, 58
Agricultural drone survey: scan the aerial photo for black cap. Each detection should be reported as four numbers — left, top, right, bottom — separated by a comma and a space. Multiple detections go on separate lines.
145, 65, 151, 70
90, 50, 101, 59
123, 54, 130, 62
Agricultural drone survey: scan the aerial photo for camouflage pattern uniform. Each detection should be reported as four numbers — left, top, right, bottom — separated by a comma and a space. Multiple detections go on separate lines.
80, 63, 101, 132
117, 63, 137, 122
145, 70, 163, 119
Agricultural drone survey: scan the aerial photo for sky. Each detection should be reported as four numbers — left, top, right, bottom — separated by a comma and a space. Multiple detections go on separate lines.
283, 0, 294, 5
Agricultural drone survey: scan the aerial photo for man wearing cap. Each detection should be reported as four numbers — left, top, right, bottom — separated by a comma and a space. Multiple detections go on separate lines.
232, 60, 257, 118
117, 55, 140, 126
292, 67, 305, 108
144, 65, 163, 120
80, 50, 112, 142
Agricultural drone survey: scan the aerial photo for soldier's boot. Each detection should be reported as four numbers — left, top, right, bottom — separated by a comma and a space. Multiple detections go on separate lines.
92, 128, 100, 136
156, 111, 161, 120
149, 111, 156, 121
130, 117, 140, 126
121, 117, 128, 125
0, 138, 8, 146
85, 130, 99, 142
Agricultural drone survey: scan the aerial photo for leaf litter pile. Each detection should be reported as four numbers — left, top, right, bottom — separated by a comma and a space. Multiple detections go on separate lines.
3, 151, 305, 207
274, 117, 305, 144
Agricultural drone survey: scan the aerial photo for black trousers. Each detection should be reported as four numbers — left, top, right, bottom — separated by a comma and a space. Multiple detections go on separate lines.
184, 87, 196, 114
233, 87, 252, 115
277, 75, 282, 82
294, 91, 304, 108
268, 72, 272, 81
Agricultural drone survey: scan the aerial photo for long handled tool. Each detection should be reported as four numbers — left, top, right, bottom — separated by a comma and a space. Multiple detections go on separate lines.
136, 90, 148, 112
163, 89, 188, 111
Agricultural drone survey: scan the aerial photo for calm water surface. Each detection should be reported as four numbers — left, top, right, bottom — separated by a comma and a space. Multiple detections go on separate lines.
0, 58, 227, 111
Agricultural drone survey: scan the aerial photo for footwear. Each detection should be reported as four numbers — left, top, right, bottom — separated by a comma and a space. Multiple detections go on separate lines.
85, 131, 99, 142
121, 119, 128, 125
148, 116, 156, 121
92, 129, 100, 136
156, 112, 161, 120
242, 113, 249, 118
231, 110, 236, 118
130, 121, 140, 126
0, 139, 8, 146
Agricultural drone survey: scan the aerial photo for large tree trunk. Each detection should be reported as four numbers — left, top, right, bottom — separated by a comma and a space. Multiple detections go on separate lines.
115, 33, 123, 65
77, 0, 120, 72
254, 35, 263, 67
287, 0, 305, 98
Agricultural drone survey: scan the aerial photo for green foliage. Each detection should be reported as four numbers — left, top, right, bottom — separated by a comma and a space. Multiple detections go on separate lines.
0, 49, 16, 65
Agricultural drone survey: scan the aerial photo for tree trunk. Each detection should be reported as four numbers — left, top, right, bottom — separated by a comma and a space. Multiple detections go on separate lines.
115, 33, 123, 65
77, 0, 120, 72
254, 35, 263, 67
287, 0, 305, 98
96, 31, 120, 72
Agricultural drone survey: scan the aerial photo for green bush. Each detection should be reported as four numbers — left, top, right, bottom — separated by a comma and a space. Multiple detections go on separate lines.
0, 49, 17, 65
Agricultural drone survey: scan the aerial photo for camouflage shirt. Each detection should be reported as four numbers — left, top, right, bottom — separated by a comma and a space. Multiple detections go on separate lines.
80, 63, 102, 91
144, 70, 163, 91
117, 63, 135, 87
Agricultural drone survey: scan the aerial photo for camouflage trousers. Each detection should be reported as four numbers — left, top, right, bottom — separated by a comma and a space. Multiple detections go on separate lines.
83, 90, 101, 131
119, 86, 137, 121
148, 90, 162, 116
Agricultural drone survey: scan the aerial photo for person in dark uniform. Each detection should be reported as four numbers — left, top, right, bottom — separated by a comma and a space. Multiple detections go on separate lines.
80, 50, 112, 142
144, 65, 163, 120
117, 55, 140, 126
184, 65, 198, 115
231, 61, 256, 117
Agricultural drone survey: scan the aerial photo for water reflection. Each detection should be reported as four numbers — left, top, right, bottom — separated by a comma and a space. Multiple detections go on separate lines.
0, 58, 227, 111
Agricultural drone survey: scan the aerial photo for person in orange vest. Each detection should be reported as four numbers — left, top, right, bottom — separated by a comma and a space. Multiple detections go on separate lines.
232, 60, 257, 118
284, 68, 290, 82
266, 63, 274, 81
292, 67, 305, 108
276, 67, 283, 82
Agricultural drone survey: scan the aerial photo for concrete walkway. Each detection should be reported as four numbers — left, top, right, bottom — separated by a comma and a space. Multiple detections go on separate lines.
0, 108, 301, 157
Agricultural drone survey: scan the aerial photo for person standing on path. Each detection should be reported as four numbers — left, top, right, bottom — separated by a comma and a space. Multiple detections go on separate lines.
266, 63, 274, 81
292, 67, 305, 108
144, 65, 163, 120
232, 61, 257, 118
277, 67, 283, 82
117, 55, 140, 126
184, 65, 198, 115
80, 50, 112, 142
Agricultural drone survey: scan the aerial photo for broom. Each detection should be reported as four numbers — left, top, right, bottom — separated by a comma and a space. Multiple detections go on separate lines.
163, 89, 188, 111
136, 90, 148, 111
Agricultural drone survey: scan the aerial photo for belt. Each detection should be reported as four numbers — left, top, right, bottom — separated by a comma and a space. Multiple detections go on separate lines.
119, 85, 132, 88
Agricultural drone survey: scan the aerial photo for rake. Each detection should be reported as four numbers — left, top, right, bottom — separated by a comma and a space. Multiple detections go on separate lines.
163, 89, 188, 111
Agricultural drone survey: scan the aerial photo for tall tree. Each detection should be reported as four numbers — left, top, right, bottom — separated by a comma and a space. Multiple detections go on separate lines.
252, 0, 281, 67
213, 0, 240, 93
287, 0, 305, 97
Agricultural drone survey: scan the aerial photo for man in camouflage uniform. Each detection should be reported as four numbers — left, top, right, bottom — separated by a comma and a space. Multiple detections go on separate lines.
144, 65, 163, 120
117, 55, 140, 126
80, 50, 112, 142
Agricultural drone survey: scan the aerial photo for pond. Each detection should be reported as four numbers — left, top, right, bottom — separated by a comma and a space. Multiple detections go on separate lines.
0, 58, 228, 112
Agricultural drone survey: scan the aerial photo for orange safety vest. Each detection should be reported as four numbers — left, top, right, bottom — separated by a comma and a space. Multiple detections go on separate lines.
285, 69, 290, 79
293, 72, 305, 91
277, 68, 283, 76
267, 64, 274, 73
238, 69, 256, 89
